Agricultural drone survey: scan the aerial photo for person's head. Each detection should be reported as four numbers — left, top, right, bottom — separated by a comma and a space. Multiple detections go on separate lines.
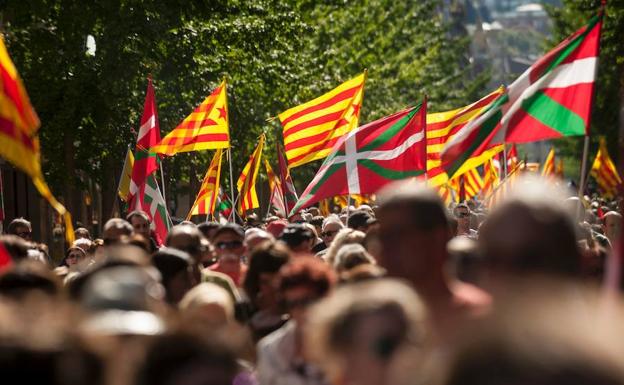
7, 218, 32, 241
152, 247, 195, 305
266, 219, 288, 239
244, 228, 274, 252
310, 216, 325, 237
454, 203, 471, 233
165, 224, 206, 263
65, 246, 87, 267
278, 257, 336, 324
305, 279, 428, 385
324, 228, 367, 265
0, 260, 62, 299
603, 211, 622, 245
279, 224, 315, 254
321, 216, 345, 246
197, 222, 221, 241
126, 210, 151, 239
333, 243, 376, 273
179, 282, 235, 328
74, 227, 92, 240
243, 241, 290, 309
478, 176, 581, 288
72, 237, 92, 253
211, 224, 246, 264
347, 210, 375, 233
448, 236, 481, 285
102, 218, 133, 245
376, 181, 450, 285
0, 235, 29, 263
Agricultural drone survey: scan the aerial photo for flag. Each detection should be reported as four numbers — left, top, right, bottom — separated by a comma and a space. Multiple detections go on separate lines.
216, 188, 233, 219
277, 142, 298, 213
319, 199, 331, 216
292, 102, 427, 214
507, 144, 518, 170
426, 87, 505, 187
450, 168, 484, 201
279, 72, 366, 168
237, 135, 265, 215
0, 168, 4, 222
134, 175, 172, 241
128, 78, 171, 238
590, 137, 622, 198
443, 13, 603, 177
541, 147, 556, 177
265, 159, 287, 217
556, 159, 564, 178
152, 80, 230, 155
117, 146, 135, 202
482, 158, 500, 196
0, 36, 74, 243
187, 149, 223, 219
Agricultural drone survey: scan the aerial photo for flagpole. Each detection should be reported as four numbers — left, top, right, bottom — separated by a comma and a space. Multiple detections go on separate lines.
484, 159, 525, 205
159, 161, 167, 208
423, 95, 428, 184
227, 147, 235, 213
578, 135, 590, 197
503, 143, 508, 177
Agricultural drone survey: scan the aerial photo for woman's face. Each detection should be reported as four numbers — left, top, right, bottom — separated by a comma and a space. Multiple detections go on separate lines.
66, 250, 84, 266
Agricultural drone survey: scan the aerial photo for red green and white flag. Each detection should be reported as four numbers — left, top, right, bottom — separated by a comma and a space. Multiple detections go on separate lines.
133, 174, 172, 241
291, 102, 427, 214
442, 13, 602, 178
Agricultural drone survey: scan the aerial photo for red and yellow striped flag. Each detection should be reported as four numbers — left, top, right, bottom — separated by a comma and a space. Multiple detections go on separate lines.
591, 137, 622, 198
279, 72, 366, 168
482, 158, 500, 196
152, 80, 229, 155
237, 135, 265, 215
426, 87, 505, 187
556, 159, 564, 179
541, 147, 556, 177
187, 149, 223, 219
265, 159, 287, 217
0, 37, 74, 242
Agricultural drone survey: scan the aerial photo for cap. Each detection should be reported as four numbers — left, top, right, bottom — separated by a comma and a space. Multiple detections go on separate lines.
213, 223, 245, 239
347, 210, 374, 229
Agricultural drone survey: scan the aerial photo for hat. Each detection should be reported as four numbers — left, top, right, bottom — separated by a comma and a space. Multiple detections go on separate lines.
279, 224, 314, 248
213, 223, 245, 239
266, 219, 288, 238
347, 210, 374, 229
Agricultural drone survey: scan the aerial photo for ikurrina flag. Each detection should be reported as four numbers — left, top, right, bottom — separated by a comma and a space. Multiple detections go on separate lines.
187, 149, 223, 219
426, 87, 505, 187
279, 72, 365, 168
442, 14, 603, 178
291, 102, 427, 214
216, 188, 233, 219
129, 78, 161, 200
152, 80, 230, 155
0, 36, 74, 242
277, 142, 299, 213
133, 175, 172, 241
541, 147, 556, 177
591, 137, 621, 198
237, 134, 265, 215
264, 159, 287, 217
128, 78, 171, 239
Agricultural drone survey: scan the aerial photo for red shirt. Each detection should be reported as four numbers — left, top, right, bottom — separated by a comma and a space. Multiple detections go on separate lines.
209, 262, 247, 286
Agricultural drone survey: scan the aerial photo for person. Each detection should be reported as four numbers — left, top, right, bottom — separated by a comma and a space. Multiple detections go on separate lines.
102, 218, 133, 245
279, 224, 315, 254
6, 218, 32, 241
323, 228, 366, 265
198, 222, 221, 241
257, 257, 336, 385
603, 211, 622, 247
74, 227, 92, 240
454, 203, 477, 238
63, 246, 88, 269
209, 223, 248, 287
166, 224, 208, 284
333, 243, 376, 273
127, 210, 159, 252
151, 247, 196, 305
319, 216, 344, 250
0, 235, 30, 263
0, 260, 62, 299
376, 180, 491, 336
244, 228, 275, 252
305, 279, 428, 385
179, 282, 236, 328
347, 210, 375, 233
243, 241, 290, 340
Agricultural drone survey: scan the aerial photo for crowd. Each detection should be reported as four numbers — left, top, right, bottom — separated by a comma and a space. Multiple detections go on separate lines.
0, 175, 623, 385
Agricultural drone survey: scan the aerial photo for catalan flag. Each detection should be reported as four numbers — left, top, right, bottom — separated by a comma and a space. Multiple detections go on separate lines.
591, 137, 622, 198
237, 134, 265, 215
541, 147, 556, 177
279, 72, 365, 168
482, 158, 500, 196
0, 36, 74, 243
451, 167, 484, 201
117, 146, 135, 202
187, 149, 223, 219
152, 80, 230, 155
265, 159, 287, 217
426, 87, 505, 187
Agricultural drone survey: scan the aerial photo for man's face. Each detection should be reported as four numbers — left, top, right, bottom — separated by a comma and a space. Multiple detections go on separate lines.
321, 223, 342, 245
14, 225, 32, 241
604, 215, 621, 242
455, 207, 471, 228
213, 231, 245, 264
130, 215, 151, 238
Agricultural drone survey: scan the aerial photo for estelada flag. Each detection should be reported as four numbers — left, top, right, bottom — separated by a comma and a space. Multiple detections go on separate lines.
292, 101, 427, 214
279, 72, 365, 168
0, 36, 74, 242
591, 137, 622, 198
152, 80, 230, 155
237, 134, 265, 215
187, 149, 223, 219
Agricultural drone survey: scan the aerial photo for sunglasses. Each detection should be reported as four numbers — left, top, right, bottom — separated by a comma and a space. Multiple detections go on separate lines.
17, 231, 32, 238
67, 253, 83, 259
216, 240, 243, 250
321, 230, 339, 237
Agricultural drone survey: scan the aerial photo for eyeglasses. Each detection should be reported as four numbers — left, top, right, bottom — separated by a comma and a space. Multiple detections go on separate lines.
216, 240, 243, 250
17, 231, 32, 238
321, 230, 339, 237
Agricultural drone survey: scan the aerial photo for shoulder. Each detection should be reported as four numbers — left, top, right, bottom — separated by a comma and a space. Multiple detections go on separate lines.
450, 280, 492, 318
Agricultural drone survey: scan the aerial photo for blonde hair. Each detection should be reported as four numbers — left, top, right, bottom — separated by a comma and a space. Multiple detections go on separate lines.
324, 228, 366, 265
